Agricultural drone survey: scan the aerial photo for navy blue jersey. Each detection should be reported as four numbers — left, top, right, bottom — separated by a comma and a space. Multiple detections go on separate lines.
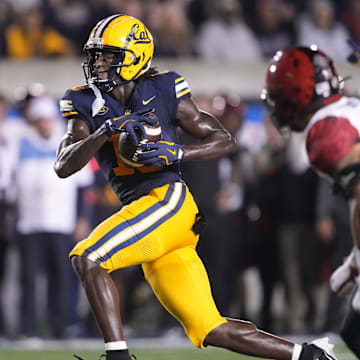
60, 71, 192, 204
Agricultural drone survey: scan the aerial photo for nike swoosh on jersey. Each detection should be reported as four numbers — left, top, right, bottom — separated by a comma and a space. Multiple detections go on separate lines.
142, 96, 156, 105
167, 149, 176, 155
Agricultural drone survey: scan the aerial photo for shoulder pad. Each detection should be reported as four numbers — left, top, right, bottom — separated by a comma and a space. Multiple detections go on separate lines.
71, 85, 90, 91
150, 70, 169, 77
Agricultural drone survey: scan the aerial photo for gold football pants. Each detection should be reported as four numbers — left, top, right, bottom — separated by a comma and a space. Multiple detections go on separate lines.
70, 182, 227, 347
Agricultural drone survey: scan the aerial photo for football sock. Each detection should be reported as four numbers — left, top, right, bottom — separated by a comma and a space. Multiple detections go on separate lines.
105, 341, 130, 360
291, 344, 302, 360
341, 307, 360, 357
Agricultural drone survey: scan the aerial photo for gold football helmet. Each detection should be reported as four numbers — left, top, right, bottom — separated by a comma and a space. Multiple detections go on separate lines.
83, 14, 154, 91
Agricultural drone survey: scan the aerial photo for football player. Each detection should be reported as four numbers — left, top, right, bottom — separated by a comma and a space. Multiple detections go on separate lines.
55, 15, 336, 360
262, 45, 360, 358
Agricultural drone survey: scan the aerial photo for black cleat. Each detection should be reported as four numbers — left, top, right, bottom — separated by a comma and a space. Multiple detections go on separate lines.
73, 354, 107, 360
72, 353, 136, 360
300, 338, 337, 360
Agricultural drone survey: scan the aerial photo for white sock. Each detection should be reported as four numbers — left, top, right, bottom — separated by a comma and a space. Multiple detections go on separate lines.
105, 341, 128, 351
291, 344, 303, 360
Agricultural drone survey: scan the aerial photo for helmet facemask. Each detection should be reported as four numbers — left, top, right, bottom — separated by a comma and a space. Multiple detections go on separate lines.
261, 87, 305, 133
82, 47, 139, 92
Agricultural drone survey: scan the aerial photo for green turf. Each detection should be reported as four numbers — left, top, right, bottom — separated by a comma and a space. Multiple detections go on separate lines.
0, 348, 250, 360
0, 346, 354, 360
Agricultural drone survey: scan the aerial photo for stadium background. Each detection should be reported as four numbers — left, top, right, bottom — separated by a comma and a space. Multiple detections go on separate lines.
0, 0, 359, 358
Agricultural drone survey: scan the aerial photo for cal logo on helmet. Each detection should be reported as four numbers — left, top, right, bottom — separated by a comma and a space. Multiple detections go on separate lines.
131, 24, 151, 44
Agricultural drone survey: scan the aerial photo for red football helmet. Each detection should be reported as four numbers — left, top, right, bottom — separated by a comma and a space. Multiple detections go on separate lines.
261, 46, 343, 132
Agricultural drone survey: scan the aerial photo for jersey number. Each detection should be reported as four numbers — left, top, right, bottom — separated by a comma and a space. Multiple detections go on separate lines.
110, 135, 161, 176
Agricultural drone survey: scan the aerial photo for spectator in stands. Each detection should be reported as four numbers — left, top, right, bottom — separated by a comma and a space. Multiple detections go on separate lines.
42, 0, 95, 55
211, 94, 262, 324
341, 0, 360, 46
146, 0, 193, 57
296, 0, 351, 61
315, 179, 353, 333
5, 4, 76, 59
186, 0, 211, 33
0, 2, 13, 57
246, 115, 285, 332
121, 0, 144, 21
253, 0, 296, 58
13, 94, 93, 338
105, 0, 128, 14
276, 134, 320, 333
0, 93, 18, 338
196, 0, 262, 61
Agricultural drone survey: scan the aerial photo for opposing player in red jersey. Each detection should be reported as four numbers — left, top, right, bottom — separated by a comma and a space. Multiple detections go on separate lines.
262, 45, 360, 358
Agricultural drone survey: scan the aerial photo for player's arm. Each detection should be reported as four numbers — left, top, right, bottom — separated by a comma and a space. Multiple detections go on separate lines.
334, 143, 360, 248
136, 97, 237, 166
54, 117, 109, 178
177, 97, 237, 160
335, 142, 360, 198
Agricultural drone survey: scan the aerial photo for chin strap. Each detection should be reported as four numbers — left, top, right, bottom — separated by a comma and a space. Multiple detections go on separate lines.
89, 81, 106, 117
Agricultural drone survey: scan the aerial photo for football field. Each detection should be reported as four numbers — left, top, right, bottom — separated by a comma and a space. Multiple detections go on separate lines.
0, 345, 355, 360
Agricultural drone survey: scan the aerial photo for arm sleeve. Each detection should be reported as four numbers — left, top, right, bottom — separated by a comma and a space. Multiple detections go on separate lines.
171, 71, 192, 104
59, 89, 81, 119
59, 89, 94, 132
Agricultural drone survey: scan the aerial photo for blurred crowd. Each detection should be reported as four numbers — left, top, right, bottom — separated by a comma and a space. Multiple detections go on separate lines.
0, 83, 355, 341
0, 0, 358, 344
0, 0, 359, 61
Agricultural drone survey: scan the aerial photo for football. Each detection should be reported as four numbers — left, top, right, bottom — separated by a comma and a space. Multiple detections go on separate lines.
118, 121, 162, 168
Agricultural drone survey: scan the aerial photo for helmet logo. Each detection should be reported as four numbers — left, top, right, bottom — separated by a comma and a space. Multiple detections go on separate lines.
97, 106, 109, 116
127, 24, 151, 45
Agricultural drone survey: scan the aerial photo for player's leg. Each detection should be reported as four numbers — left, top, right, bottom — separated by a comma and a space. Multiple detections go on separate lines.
329, 245, 360, 358
71, 256, 124, 341
340, 286, 360, 357
18, 233, 43, 337
204, 321, 338, 360
330, 248, 358, 295
71, 182, 189, 360
143, 247, 337, 360
142, 246, 227, 348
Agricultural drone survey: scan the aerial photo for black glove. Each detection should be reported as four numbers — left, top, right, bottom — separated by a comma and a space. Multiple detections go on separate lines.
299, 338, 337, 360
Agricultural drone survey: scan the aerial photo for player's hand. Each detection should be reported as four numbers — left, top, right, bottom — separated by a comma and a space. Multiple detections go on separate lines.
136, 140, 184, 166
103, 108, 158, 144
347, 39, 360, 65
